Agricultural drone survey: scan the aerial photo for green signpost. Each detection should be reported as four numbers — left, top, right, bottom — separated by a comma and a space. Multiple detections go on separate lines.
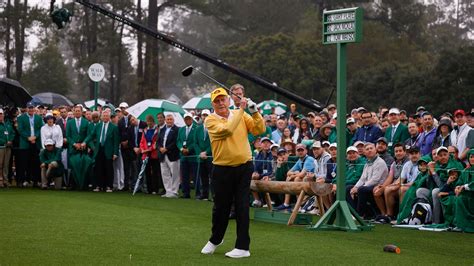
87, 63, 105, 111
310, 7, 371, 231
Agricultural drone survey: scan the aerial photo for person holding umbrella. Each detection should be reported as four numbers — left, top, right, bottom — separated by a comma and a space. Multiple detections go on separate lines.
200, 88, 264, 258
139, 115, 160, 194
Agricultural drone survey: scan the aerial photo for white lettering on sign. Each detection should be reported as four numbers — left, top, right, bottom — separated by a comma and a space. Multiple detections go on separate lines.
326, 33, 355, 43
326, 12, 355, 22
326, 22, 355, 33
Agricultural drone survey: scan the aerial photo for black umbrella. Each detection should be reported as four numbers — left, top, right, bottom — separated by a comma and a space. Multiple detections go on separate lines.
32, 92, 74, 107
0, 78, 32, 107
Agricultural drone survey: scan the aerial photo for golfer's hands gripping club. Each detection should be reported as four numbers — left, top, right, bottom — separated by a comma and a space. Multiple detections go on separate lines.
247, 98, 258, 114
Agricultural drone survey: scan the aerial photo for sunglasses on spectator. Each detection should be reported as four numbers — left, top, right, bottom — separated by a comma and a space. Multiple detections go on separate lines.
296, 148, 305, 152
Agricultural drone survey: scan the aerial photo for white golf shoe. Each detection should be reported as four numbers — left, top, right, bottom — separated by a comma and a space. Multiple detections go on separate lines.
225, 248, 250, 258
201, 240, 223, 255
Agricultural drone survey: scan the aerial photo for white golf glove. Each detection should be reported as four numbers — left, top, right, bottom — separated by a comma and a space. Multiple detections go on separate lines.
247, 98, 258, 114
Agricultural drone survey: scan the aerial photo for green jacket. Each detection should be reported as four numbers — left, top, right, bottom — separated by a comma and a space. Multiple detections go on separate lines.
194, 124, 212, 162
39, 147, 64, 177
17, 113, 43, 149
384, 123, 410, 156
84, 122, 119, 160
0, 121, 15, 147
66, 117, 90, 154
343, 156, 366, 185
177, 124, 197, 162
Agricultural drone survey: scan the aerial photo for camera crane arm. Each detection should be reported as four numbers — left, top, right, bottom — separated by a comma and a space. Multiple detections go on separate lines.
54, 0, 324, 111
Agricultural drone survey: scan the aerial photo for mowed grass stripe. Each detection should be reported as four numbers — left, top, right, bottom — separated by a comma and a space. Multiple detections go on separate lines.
1, 189, 473, 265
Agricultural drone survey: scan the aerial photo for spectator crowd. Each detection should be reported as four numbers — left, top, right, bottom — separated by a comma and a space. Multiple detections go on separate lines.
0, 84, 473, 232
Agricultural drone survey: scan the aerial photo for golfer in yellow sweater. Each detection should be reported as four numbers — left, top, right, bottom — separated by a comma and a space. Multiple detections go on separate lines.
201, 87, 265, 258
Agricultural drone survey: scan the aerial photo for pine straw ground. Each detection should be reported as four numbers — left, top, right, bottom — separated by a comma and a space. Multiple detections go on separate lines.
1, 188, 473, 265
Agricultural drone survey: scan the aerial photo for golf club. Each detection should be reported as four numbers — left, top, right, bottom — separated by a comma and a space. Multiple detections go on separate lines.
181, 65, 241, 100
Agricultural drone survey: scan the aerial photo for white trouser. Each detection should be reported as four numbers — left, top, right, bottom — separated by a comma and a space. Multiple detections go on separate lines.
160, 156, 180, 196
113, 149, 125, 190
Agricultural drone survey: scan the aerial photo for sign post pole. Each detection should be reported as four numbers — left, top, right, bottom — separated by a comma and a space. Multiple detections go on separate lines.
310, 7, 371, 231
88, 63, 105, 111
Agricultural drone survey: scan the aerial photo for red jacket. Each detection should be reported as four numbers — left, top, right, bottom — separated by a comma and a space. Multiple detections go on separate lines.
139, 126, 159, 160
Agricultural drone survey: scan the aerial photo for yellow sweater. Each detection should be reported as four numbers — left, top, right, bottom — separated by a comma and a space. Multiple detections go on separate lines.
205, 109, 265, 166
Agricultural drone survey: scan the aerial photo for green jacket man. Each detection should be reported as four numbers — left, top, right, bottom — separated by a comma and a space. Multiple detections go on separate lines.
384, 108, 410, 156
85, 121, 119, 160
39, 146, 65, 177
66, 108, 90, 155
17, 109, 43, 150
194, 123, 212, 163
177, 118, 197, 162
0, 119, 15, 147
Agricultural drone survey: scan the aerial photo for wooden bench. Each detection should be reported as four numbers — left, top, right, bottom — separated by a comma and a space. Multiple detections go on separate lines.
250, 180, 333, 225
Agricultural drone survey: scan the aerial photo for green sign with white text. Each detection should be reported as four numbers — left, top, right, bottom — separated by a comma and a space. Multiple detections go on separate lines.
323, 7, 363, 45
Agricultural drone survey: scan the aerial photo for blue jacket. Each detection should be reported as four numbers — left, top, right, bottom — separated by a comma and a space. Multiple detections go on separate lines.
352, 124, 383, 144
254, 150, 273, 177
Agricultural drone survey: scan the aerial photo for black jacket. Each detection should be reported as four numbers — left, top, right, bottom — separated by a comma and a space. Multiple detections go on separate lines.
127, 120, 147, 149
157, 125, 180, 162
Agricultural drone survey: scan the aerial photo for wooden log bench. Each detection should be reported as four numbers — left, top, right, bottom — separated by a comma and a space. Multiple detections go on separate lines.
250, 180, 332, 226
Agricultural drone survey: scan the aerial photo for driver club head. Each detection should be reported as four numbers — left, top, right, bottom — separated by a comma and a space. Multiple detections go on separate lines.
181, 65, 194, 77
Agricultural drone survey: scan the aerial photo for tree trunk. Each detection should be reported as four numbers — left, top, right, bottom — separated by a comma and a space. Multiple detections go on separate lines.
5, 0, 12, 78
144, 0, 159, 99
14, 0, 27, 81
116, 22, 125, 103
136, 0, 144, 99
84, 2, 98, 99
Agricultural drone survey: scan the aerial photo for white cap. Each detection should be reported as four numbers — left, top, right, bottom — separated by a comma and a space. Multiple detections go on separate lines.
119, 102, 129, 108
270, 143, 279, 150
354, 140, 365, 147
201, 109, 211, 116
183, 113, 193, 119
333, 113, 337, 119
346, 117, 355, 124
389, 108, 400, 115
436, 146, 448, 155
322, 141, 330, 146
329, 143, 337, 149
346, 146, 358, 153
312, 141, 322, 148
44, 139, 55, 146
0, 108, 4, 114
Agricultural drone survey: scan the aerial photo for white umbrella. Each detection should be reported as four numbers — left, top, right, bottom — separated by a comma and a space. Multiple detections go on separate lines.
127, 99, 186, 127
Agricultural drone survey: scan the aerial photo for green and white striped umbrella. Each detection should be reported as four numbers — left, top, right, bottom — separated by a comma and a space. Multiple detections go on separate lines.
257, 100, 288, 115
127, 99, 186, 127
182, 93, 212, 110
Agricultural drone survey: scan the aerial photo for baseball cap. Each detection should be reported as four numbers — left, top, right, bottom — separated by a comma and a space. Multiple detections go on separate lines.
183, 113, 193, 119
436, 146, 448, 155
210, 88, 229, 102
376, 137, 388, 144
329, 143, 337, 149
0, 108, 3, 114
454, 109, 465, 117
26, 102, 35, 108
114, 108, 121, 113
357, 107, 367, 112
389, 108, 400, 115
119, 102, 129, 108
346, 146, 358, 153
447, 168, 460, 175
312, 141, 322, 149
307, 111, 316, 117
416, 106, 426, 112
270, 143, 279, 150
277, 148, 287, 154
346, 117, 355, 124
351, 108, 359, 114
44, 139, 55, 146
327, 104, 336, 110
295, 143, 306, 150
332, 113, 337, 119
354, 140, 365, 147
260, 137, 273, 144
322, 141, 330, 147
201, 109, 210, 116
407, 146, 420, 153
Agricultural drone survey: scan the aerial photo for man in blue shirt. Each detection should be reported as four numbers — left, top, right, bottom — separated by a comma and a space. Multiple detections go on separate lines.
352, 111, 383, 144
275, 143, 315, 210
251, 137, 273, 207
417, 112, 437, 156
